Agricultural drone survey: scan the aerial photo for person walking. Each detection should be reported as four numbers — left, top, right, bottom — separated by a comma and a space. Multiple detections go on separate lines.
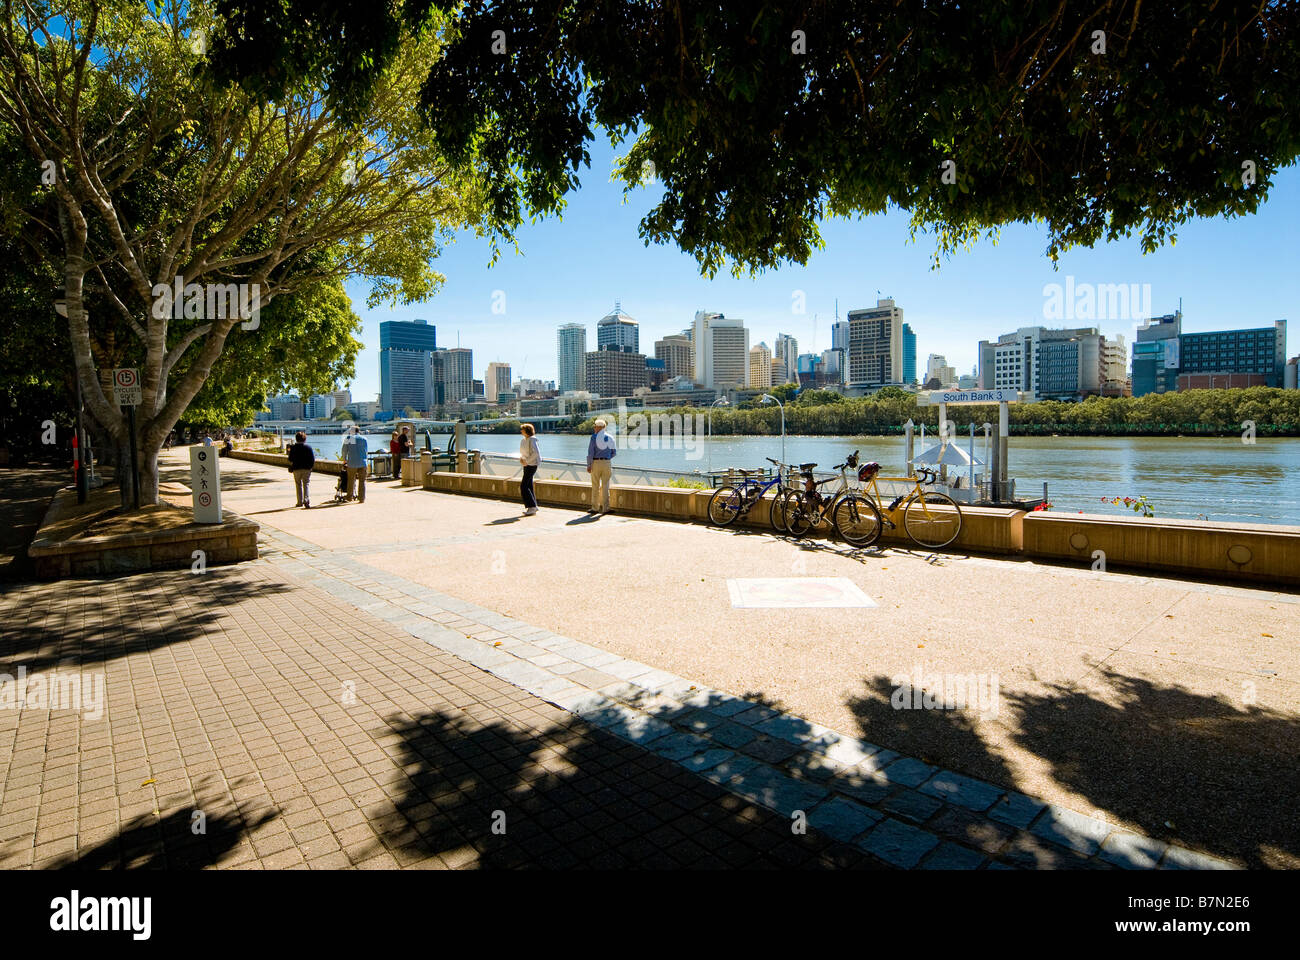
519, 423, 540, 515
288, 431, 316, 508
341, 425, 368, 503
586, 418, 616, 514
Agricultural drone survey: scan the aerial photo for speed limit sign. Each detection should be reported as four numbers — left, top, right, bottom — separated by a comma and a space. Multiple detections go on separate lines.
113, 368, 141, 406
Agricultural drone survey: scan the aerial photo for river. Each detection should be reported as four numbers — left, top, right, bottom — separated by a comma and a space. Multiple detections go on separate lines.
292, 430, 1300, 526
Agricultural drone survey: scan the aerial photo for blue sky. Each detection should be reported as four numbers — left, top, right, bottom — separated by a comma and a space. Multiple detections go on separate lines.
343, 139, 1298, 402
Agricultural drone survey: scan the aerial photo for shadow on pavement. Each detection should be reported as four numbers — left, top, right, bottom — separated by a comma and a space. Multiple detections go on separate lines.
843, 667, 1298, 868
47, 805, 279, 870
367, 707, 882, 869
0, 570, 294, 673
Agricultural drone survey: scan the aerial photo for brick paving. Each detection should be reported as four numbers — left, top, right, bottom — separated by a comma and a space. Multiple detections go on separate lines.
0, 564, 882, 869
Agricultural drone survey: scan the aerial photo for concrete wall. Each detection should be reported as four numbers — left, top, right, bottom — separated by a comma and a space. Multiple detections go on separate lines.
232, 450, 344, 475
1023, 512, 1300, 586
422, 470, 1298, 585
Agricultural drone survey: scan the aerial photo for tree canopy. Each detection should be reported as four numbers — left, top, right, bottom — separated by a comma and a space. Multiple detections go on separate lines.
212, 0, 1300, 275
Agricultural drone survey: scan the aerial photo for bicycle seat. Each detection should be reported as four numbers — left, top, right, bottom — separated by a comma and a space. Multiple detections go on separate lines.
799, 462, 817, 471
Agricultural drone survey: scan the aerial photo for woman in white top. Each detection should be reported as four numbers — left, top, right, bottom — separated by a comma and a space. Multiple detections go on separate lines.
519, 423, 540, 515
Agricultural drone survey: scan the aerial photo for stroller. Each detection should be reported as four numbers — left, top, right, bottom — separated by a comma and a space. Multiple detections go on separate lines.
329, 469, 350, 503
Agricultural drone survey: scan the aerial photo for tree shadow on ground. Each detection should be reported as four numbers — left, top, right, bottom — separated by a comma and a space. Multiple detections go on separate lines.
357, 704, 884, 870
1005, 666, 1299, 869
843, 667, 1299, 868
0, 569, 294, 673
0, 466, 67, 580
45, 805, 278, 870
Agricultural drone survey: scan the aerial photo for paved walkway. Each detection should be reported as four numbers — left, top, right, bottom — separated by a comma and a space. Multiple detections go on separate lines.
4, 450, 1292, 868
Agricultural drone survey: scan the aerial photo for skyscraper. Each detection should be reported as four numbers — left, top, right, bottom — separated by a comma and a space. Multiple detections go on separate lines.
773, 333, 798, 384
902, 323, 917, 385
1131, 312, 1182, 396
596, 304, 639, 353
847, 299, 904, 388
693, 311, 750, 388
435, 347, 474, 404
379, 319, 436, 413
585, 347, 648, 398
655, 335, 694, 381
749, 343, 773, 388
557, 323, 587, 392
485, 362, 513, 399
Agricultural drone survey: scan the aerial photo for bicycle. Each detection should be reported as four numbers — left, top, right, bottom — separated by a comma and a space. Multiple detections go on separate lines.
707, 457, 800, 532
776, 451, 883, 547
856, 462, 964, 549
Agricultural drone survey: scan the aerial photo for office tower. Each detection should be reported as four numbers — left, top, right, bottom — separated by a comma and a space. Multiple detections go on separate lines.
330, 388, 352, 408
267, 394, 304, 420
304, 394, 336, 418
821, 347, 845, 385
433, 347, 474, 404
1131, 312, 1182, 396
693, 311, 750, 388
379, 319, 436, 412
925, 354, 957, 389
902, 323, 917, 385
1177, 320, 1287, 388
977, 325, 1104, 399
557, 323, 587, 392
655, 334, 695, 381
485, 362, 513, 398
831, 320, 850, 351
773, 333, 798, 383
749, 343, 773, 389
847, 298, 904, 388
584, 347, 648, 398
596, 303, 640, 353
1100, 335, 1129, 395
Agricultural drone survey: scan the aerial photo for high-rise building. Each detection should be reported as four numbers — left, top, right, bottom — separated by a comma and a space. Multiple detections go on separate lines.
485, 362, 512, 399
773, 333, 798, 383
379, 319, 436, 413
331, 388, 352, 408
925, 354, 956, 389
693, 311, 750, 388
1285, 356, 1298, 389
584, 347, 648, 398
557, 323, 587, 392
1177, 320, 1287, 387
513, 378, 555, 396
821, 347, 846, 386
434, 347, 474, 404
266, 394, 303, 420
1131, 312, 1182, 396
847, 299, 904, 388
655, 335, 695, 381
902, 323, 917, 385
1100, 335, 1129, 395
305, 394, 336, 419
749, 343, 773, 389
831, 321, 850, 351
596, 304, 639, 353
978, 325, 1104, 399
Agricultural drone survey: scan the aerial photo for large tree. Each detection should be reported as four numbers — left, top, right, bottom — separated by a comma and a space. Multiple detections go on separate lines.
211, 0, 1300, 275
0, 0, 496, 505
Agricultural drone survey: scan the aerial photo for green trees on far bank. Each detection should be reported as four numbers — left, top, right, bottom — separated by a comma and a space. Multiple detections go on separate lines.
576, 389, 1300, 437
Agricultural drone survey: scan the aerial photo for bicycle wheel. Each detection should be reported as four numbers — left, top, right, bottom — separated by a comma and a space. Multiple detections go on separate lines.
708, 485, 746, 526
902, 490, 963, 548
778, 489, 812, 538
832, 494, 883, 547
769, 488, 794, 532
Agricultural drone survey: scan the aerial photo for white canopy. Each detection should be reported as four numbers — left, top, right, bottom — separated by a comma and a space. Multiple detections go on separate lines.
914, 441, 984, 467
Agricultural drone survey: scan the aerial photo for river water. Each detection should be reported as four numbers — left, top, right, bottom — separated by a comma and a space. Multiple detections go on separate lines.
293, 430, 1300, 526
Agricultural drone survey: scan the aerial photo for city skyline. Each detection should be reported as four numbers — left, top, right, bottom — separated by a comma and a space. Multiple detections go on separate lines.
340, 139, 1297, 403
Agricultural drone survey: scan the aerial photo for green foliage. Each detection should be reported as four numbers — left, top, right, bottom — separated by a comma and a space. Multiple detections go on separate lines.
181, 280, 361, 428
215, 1, 1300, 275
570, 390, 1300, 437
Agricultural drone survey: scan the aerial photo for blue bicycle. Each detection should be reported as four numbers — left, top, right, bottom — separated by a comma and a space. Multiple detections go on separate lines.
707, 458, 799, 532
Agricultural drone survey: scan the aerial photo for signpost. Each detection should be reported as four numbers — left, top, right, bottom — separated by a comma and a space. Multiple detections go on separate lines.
189, 446, 222, 523
918, 389, 1022, 502
113, 368, 142, 509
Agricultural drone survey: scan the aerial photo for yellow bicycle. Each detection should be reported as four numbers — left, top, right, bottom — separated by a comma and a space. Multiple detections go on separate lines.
856, 462, 964, 549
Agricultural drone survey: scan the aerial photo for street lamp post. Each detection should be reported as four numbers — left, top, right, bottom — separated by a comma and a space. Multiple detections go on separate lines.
707, 397, 729, 480
761, 393, 785, 467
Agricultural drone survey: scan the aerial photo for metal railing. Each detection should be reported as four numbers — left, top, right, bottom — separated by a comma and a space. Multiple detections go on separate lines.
474, 451, 711, 488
